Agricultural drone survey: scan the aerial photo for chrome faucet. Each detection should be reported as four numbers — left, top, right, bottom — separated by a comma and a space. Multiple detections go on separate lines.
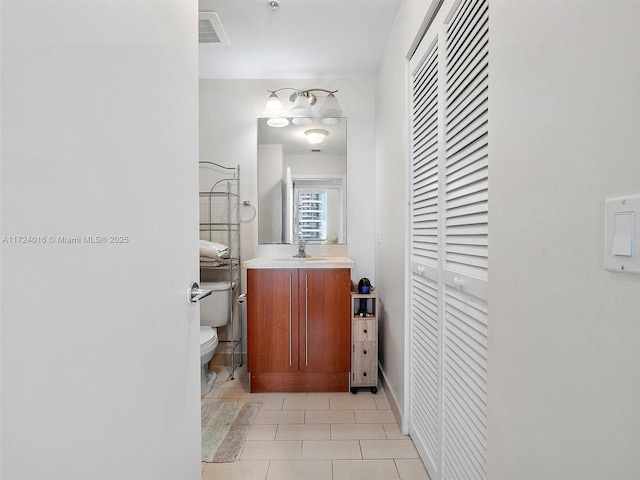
293, 239, 310, 258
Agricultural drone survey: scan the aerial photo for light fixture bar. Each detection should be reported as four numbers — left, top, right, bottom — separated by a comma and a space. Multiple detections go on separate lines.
267, 88, 339, 95
267, 88, 339, 106
263, 88, 342, 125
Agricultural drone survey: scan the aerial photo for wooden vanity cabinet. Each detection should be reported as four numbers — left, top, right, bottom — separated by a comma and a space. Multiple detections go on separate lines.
247, 268, 351, 392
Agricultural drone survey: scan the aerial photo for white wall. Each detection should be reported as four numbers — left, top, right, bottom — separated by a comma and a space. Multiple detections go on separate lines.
487, 1, 640, 478
199, 79, 376, 282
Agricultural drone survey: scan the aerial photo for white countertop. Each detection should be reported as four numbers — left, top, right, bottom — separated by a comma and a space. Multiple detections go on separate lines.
243, 256, 354, 269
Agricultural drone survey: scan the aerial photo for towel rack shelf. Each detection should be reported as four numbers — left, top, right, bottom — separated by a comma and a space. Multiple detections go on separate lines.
199, 161, 242, 380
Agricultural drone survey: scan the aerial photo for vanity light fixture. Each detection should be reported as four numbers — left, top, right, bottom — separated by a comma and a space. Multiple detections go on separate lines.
305, 128, 329, 144
263, 88, 343, 127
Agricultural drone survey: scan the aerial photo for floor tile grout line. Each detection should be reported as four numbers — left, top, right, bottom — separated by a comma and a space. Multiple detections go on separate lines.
202, 368, 429, 479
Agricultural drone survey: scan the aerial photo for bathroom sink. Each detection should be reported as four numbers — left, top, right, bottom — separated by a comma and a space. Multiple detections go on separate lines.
272, 257, 327, 262
243, 256, 355, 269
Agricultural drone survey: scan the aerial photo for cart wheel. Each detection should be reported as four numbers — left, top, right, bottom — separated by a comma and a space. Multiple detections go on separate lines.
350, 387, 357, 394
370, 387, 377, 394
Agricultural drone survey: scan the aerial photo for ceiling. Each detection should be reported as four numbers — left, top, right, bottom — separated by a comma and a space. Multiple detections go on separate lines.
258, 117, 347, 156
198, 0, 402, 79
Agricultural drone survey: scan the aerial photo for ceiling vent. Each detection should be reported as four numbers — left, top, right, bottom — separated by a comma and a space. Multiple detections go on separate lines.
199, 12, 230, 46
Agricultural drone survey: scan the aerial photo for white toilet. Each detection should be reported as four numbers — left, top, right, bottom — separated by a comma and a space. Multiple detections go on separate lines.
200, 281, 234, 396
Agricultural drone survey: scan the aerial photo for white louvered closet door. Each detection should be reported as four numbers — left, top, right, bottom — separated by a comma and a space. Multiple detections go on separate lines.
409, 0, 488, 479
410, 26, 442, 479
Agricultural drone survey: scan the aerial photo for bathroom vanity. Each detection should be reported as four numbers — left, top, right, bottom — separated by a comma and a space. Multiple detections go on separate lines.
244, 257, 353, 392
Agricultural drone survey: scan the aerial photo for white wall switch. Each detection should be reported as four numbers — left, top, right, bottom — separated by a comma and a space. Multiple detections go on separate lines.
605, 195, 640, 274
611, 212, 634, 256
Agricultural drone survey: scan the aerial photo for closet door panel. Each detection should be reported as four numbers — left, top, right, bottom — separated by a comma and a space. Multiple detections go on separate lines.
410, 273, 441, 472
443, 0, 489, 290
409, 27, 443, 479
411, 38, 441, 272
441, 0, 489, 477
442, 287, 488, 479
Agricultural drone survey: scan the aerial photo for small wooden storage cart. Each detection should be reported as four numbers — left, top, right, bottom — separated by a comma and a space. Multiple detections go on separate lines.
350, 292, 378, 394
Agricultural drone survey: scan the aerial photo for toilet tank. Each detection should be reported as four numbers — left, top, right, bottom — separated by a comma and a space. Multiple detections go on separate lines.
200, 281, 235, 327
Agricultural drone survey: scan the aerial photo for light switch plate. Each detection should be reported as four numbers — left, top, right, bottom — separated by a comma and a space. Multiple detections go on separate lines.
605, 195, 640, 274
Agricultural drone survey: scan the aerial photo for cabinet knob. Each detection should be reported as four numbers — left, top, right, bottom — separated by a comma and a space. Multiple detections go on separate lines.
364, 329, 368, 334
363, 350, 367, 355
363, 372, 367, 377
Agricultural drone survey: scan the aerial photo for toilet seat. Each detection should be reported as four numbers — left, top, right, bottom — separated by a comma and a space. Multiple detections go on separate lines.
200, 326, 217, 348
200, 326, 219, 397
200, 326, 218, 359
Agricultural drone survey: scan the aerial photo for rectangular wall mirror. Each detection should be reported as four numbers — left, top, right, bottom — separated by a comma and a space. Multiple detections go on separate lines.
257, 118, 347, 244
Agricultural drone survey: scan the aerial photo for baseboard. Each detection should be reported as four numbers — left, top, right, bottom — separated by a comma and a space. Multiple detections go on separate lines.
378, 365, 404, 431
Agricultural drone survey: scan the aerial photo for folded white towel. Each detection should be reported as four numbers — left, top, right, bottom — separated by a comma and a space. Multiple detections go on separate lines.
199, 240, 229, 259
199, 256, 223, 266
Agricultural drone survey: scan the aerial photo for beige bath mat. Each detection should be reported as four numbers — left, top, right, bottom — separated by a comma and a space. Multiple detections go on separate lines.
201, 400, 262, 463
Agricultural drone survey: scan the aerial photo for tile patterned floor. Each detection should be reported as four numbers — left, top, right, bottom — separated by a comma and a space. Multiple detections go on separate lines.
201, 365, 431, 480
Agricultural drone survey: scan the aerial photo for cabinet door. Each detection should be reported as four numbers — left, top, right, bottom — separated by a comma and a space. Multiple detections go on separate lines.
299, 269, 351, 373
247, 269, 299, 373
352, 341, 377, 386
